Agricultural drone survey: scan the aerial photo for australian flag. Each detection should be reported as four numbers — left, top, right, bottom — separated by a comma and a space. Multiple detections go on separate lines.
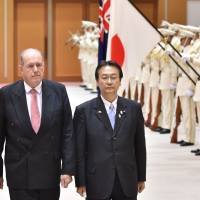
98, 0, 110, 63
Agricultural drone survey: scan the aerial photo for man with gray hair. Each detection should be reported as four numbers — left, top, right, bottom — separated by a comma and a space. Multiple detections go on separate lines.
0, 48, 75, 200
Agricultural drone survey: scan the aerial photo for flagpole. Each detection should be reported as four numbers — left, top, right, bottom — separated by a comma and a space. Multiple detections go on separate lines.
127, 0, 200, 79
158, 43, 196, 85
166, 41, 200, 78
127, 0, 160, 34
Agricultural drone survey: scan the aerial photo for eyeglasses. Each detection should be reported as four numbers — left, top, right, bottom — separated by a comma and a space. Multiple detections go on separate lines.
100, 75, 119, 82
24, 62, 43, 70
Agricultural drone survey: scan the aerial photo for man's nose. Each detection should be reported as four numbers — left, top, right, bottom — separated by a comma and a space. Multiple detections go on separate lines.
33, 65, 38, 72
107, 77, 112, 83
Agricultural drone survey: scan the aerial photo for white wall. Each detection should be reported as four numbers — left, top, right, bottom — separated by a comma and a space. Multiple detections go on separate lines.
187, 0, 200, 25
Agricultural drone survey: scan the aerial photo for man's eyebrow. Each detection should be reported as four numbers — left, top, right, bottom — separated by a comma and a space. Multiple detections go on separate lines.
101, 73, 118, 75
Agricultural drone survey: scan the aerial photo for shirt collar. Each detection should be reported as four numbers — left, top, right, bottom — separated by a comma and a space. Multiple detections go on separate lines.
101, 95, 118, 112
24, 81, 42, 94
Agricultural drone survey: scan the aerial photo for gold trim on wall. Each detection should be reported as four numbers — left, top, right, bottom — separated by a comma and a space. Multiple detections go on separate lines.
47, 0, 53, 80
0, 0, 14, 83
3, 0, 8, 78
0, 1, 3, 81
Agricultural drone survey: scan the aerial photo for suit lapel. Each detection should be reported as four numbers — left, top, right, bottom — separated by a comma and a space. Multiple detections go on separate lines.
94, 97, 127, 133
37, 80, 54, 135
114, 97, 127, 135
11, 80, 54, 137
28, 81, 54, 150
11, 81, 33, 132
94, 97, 111, 130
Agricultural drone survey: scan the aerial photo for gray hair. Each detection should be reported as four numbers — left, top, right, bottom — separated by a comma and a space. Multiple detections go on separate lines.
19, 48, 43, 66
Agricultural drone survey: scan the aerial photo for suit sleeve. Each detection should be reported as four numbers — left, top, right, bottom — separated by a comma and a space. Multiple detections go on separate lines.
0, 89, 5, 177
61, 87, 75, 175
73, 106, 86, 187
135, 103, 146, 182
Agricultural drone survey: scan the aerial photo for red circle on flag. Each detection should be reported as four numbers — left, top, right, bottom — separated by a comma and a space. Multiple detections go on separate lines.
111, 34, 125, 67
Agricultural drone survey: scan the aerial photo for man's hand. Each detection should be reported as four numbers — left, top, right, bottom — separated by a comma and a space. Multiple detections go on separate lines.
60, 175, 72, 188
138, 181, 145, 193
0, 177, 3, 189
77, 186, 86, 197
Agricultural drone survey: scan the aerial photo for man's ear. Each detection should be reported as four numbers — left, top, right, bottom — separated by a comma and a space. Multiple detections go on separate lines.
18, 65, 23, 77
42, 61, 45, 72
96, 80, 99, 87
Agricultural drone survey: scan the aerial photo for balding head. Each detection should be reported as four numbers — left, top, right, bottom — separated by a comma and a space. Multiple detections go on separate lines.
20, 48, 43, 66
19, 48, 45, 88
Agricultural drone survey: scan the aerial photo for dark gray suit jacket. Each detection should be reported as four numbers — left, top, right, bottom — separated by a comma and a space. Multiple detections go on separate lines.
74, 96, 146, 199
0, 80, 75, 189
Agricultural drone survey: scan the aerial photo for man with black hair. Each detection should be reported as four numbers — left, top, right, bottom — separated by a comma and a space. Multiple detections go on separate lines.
74, 60, 146, 200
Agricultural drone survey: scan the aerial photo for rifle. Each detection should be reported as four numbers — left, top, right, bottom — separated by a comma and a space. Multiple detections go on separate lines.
140, 83, 144, 107
171, 97, 182, 143
128, 81, 131, 99
134, 82, 138, 101
145, 89, 152, 127
158, 42, 196, 85
151, 90, 162, 130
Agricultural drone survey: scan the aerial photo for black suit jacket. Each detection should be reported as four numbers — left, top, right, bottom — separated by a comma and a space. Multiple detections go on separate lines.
74, 96, 146, 199
0, 80, 75, 189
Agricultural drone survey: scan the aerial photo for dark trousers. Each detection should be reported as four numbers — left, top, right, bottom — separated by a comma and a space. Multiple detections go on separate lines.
9, 187, 60, 200
87, 173, 136, 200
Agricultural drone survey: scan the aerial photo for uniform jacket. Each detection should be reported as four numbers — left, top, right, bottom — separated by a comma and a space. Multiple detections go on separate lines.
74, 96, 146, 199
193, 62, 200, 102
149, 59, 160, 88
159, 49, 174, 90
0, 80, 75, 189
141, 62, 151, 84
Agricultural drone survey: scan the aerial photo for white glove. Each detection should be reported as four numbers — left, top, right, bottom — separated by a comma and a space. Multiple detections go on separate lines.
165, 49, 173, 56
185, 89, 193, 97
182, 54, 190, 63
169, 83, 176, 89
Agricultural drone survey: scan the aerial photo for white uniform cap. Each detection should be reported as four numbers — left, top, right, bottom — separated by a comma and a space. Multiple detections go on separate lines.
184, 25, 200, 33
170, 23, 187, 31
178, 29, 195, 38
160, 20, 171, 28
81, 21, 97, 28
158, 28, 175, 36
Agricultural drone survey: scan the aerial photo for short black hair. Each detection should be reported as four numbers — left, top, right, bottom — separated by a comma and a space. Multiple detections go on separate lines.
95, 60, 123, 80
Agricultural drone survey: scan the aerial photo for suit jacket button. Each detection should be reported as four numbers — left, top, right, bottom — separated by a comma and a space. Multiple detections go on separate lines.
113, 137, 117, 140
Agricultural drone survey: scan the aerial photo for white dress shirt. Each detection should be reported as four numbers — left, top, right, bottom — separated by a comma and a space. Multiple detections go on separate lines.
101, 95, 118, 115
